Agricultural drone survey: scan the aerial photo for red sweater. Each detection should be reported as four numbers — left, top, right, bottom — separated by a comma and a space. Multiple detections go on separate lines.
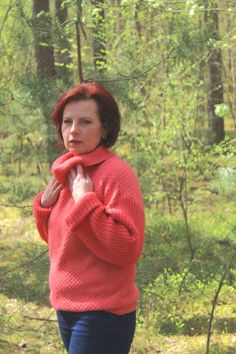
33, 146, 145, 315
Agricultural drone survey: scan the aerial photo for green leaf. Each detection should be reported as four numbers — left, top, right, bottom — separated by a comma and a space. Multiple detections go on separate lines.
214, 104, 228, 118
39, 42, 49, 47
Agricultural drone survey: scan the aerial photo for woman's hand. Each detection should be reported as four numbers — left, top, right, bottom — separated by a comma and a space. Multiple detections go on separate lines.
40, 178, 63, 208
68, 165, 93, 202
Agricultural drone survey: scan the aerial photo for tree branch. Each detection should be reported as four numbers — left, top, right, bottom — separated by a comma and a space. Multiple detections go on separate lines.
1, 250, 48, 276
75, 18, 84, 83
0, 0, 13, 39
205, 256, 235, 354
0, 204, 32, 209
23, 315, 57, 322
86, 50, 175, 83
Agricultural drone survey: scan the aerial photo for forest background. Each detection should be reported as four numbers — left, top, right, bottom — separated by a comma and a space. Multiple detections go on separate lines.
0, 0, 236, 353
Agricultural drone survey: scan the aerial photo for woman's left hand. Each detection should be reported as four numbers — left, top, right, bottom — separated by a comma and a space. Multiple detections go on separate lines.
68, 165, 93, 202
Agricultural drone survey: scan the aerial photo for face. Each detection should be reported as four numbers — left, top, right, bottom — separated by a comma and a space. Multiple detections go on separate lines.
61, 99, 104, 154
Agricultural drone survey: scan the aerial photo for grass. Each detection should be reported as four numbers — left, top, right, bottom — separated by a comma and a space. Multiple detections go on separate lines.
1, 288, 236, 354
0, 295, 64, 353
1, 180, 236, 354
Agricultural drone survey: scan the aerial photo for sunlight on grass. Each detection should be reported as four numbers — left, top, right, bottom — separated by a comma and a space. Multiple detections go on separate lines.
1, 199, 236, 353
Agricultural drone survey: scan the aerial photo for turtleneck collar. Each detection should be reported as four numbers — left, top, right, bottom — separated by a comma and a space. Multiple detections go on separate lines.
52, 146, 114, 185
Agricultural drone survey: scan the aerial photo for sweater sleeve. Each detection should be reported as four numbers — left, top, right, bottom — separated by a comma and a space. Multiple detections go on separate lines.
33, 191, 52, 244
65, 169, 145, 266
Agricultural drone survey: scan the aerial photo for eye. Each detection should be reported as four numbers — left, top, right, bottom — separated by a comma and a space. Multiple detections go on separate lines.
81, 120, 91, 125
63, 119, 72, 124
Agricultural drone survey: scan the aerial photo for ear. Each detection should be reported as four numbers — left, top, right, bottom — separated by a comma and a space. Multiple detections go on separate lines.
101, 123, 108, 136
102, 132, 107, 140
101, 124, 108, 143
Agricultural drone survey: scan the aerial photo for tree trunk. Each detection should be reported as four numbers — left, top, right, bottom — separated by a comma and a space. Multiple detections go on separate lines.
91, 0, 106, 73
134, 2, 142, 38
32, 0, 56, 77
112, 0, 121, 34
76, 0, 84, 83
32, 0, 58, 164
226, 5, 236, 128
55, 0, 73, 86
205, 1, 225, 144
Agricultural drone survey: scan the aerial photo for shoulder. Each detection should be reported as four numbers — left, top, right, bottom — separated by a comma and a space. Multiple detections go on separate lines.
97, 152, 142, 199
100, 152, 138, 180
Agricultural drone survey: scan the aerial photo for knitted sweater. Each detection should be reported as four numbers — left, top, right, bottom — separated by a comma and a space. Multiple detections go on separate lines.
33, 146, 145, 315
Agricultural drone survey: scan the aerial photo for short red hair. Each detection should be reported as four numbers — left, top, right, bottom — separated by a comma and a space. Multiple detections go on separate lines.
52, 82, 121, 148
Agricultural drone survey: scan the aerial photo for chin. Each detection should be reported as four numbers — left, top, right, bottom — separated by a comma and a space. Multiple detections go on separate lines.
65, 143, 98, 155
70, 148, 92, 155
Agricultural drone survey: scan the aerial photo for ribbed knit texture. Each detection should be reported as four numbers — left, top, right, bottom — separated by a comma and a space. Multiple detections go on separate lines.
33, 146, 145, 315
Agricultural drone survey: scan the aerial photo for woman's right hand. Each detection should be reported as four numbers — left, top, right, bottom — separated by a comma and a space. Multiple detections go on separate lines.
40, 178, 63, 208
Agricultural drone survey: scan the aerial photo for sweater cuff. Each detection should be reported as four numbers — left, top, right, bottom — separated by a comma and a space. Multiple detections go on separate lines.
65, 192, 102, 229
33, 192, 52, 222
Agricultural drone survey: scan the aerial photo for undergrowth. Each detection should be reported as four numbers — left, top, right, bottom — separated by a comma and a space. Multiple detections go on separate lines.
0, 199, 236, 353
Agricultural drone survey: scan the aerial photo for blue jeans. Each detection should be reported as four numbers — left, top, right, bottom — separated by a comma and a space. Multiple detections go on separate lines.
56, 310, 136, 354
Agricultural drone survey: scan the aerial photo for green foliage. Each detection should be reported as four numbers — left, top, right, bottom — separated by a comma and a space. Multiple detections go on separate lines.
139, 269, 236, 336
215, 104, 229, 118
1, 208, 236, 353
1, 0, 236, 352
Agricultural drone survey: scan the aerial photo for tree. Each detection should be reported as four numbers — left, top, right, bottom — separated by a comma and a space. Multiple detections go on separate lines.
205, 0, 225, 144
91, 0, 106, 73
55, 0, 73, 86
32, 0, 58, 164
75, 0, 84, 82
32, 0, 55, 77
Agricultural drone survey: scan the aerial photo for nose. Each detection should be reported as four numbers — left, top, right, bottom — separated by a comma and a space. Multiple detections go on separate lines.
70, 121, 80, 135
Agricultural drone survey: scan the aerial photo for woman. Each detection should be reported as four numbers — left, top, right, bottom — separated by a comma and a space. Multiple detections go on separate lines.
33, 82, 145, 354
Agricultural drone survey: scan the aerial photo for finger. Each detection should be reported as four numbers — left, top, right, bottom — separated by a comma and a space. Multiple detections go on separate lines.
76, 164, 84, 177
84, 174, 90, 182
69, 168, 77, 180
50, 178, 61, 188
54, 184, 63, 193
52, 179, 61, 188
68, 175, 74, 191
68, 173, 73, 185
47, 178, 60, 190
46, 178, 54, 187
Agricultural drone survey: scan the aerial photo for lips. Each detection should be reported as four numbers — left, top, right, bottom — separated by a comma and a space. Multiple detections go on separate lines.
69, 139, 82, 144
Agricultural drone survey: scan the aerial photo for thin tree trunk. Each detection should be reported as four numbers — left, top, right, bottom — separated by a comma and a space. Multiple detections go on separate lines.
74, 0, 84, 83
205, 258, 234, 354
205, 1, 225, 144
226, 7, 236, 128
91, 0, 106, 73
196, 16, 206, 131
113, 0, 121, 34
134, 2, 142, 38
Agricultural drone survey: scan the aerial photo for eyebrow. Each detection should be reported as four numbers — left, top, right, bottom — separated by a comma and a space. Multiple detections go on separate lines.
63, 116, 93, 120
